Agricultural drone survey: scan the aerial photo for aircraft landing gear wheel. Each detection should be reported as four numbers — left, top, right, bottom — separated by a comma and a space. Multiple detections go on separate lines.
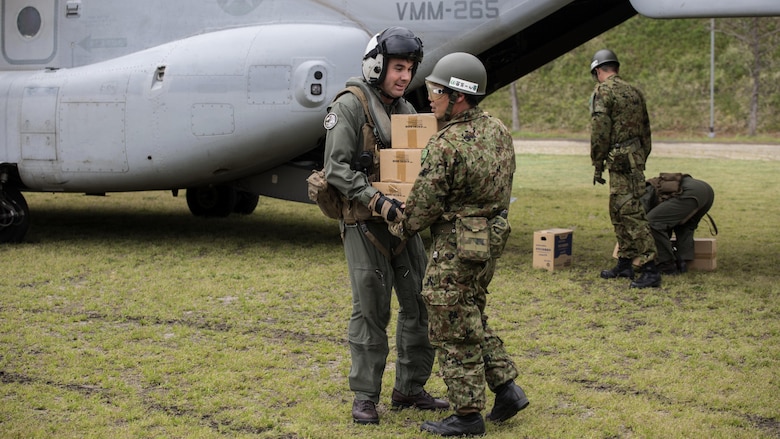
0, 187, 30, 243
233, 191, 259, 215
186, 185, 236, 217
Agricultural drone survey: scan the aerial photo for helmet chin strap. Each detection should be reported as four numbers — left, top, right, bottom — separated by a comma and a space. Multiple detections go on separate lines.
444, 92, 459, 121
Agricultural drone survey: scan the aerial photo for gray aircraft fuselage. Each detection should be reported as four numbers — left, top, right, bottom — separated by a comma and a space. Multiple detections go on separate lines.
0, 0, 776, 242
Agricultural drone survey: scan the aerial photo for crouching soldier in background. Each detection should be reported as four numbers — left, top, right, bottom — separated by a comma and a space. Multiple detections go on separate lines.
641, 173, 715, 275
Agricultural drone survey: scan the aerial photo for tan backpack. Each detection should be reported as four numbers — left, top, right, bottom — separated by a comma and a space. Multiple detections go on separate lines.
306, 168, 344, 219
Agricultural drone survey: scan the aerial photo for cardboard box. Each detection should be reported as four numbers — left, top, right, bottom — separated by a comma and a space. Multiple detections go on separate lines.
372, 182, 415, 204
612, 237, 717, 271
391, 113, 438, 148
611, 243, 641, 266
673, 237, 717, 271
533, 228, 573, 271
379, 148, 423, 183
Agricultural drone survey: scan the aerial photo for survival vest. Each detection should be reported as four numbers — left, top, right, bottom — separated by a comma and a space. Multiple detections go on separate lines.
307, 80, 414, 221
647, 172, 689, 204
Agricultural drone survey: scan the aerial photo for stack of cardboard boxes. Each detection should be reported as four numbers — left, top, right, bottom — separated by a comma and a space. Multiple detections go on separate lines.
372, 114, 438, 202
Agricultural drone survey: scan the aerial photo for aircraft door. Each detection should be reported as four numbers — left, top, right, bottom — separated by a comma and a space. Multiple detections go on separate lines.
2, 0, 57, 65
21, 86, 58, 162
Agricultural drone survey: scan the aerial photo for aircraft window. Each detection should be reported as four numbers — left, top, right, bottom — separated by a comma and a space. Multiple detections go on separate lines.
17, 7, 42, 38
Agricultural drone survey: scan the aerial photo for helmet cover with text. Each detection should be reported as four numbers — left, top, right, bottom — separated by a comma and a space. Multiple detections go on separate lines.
362, 26, 424, 85
425, 52, 486, 96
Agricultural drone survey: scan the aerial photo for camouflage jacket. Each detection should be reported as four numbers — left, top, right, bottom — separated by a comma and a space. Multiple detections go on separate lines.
400, 106, 516, 236
590, 75, 652, 167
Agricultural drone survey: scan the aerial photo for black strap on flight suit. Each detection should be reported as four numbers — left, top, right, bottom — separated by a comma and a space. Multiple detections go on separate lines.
358, 221, 407, 259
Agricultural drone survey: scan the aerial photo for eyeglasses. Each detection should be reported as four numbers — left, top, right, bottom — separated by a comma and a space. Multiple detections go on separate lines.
426, 81, 447, 100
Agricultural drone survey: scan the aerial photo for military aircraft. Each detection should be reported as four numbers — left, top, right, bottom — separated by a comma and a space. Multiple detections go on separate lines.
1, 0, 778, 243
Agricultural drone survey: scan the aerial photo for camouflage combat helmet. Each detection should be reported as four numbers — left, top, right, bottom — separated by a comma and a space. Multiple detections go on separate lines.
362, 26, 424, 85
426, 52, 486, 96
590, 49, 620, 74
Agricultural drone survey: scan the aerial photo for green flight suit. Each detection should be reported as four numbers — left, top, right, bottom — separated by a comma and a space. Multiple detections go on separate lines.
323, 79, 433, 403
641, 175, 715, 266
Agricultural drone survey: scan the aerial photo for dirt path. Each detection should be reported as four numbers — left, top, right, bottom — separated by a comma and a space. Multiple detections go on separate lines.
514, 139, 780, 161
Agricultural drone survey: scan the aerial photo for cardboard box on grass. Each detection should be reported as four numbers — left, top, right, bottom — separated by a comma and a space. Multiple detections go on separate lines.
391, 113, 438, 149
533, 228, 573, 271
611, 244, 641, 266
674, 237, 717, 270
612, 237, 717, 271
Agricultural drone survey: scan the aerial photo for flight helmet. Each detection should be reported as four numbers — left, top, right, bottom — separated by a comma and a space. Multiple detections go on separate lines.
362, 26, 424, 85
590, 49, 620, 74
425, 52, 486, 96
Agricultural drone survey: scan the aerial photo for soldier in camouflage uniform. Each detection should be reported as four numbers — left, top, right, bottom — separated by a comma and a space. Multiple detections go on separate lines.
323, 27, 448, 425
590, 49, 661, 289
390, 52, 529, 437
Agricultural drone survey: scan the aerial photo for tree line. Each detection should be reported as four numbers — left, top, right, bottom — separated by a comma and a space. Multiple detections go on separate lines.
482, 16, 780, 139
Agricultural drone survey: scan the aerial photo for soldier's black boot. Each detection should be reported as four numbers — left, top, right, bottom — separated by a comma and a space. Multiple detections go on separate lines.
657, 260, 680, 275
600, 257, 635, 279
420, 413, 485, 437
630, 261, 662, 289
486, 380, 529, 422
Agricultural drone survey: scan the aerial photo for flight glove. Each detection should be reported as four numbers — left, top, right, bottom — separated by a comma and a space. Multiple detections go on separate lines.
369, 192, 404, 223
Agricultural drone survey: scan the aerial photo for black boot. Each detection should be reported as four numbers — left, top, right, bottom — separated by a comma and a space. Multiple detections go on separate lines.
486, 380, 529, 422
391, 388, 450, 410
601, 257, 635, 279
352, 399, 379, 425
420, 413, 485, 437
657, 260, 679, 275
676, 252, 688, 273
630, 261, 662, 289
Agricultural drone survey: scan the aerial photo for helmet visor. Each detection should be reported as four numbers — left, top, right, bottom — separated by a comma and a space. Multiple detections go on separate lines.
381, 34, 423, 61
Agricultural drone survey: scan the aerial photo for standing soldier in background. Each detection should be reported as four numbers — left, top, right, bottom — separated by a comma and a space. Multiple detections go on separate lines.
323, 26, 448, 425
590, 49, 661, 289
390, 52, 529, 437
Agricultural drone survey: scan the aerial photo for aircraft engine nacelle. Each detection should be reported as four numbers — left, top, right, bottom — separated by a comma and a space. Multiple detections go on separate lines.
0, 23, 367, 193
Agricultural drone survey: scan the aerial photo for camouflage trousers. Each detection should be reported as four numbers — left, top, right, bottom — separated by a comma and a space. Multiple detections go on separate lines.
421, 231, 519, 414
609, 170, 657, 266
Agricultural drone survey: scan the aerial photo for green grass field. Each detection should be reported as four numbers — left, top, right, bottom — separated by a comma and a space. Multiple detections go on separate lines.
1, 153, 778, 438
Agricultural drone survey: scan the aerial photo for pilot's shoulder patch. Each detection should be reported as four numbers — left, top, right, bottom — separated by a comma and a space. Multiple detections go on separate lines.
323, 112, 338, 130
